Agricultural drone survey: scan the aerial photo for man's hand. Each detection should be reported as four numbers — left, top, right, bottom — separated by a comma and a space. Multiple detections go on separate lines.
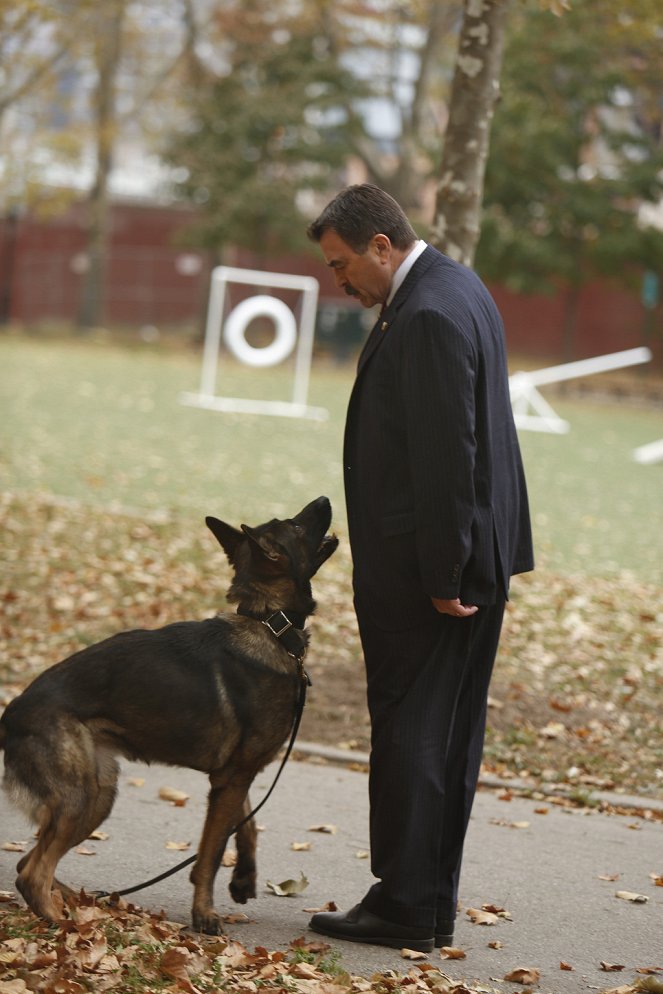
431, 597, 478, 618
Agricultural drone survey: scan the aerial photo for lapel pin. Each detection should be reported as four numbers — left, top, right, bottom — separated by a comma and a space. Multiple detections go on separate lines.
381, 321, 388, 331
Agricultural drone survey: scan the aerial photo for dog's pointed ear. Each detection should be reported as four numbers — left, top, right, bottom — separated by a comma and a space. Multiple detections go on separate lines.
241, 524, 283, 564
206, 516, 245, 563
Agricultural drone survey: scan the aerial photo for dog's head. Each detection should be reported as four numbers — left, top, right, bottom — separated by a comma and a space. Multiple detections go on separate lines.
206, 497, 338, 596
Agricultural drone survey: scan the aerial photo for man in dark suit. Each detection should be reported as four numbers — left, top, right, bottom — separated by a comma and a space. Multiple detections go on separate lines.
306, 185, 534, 953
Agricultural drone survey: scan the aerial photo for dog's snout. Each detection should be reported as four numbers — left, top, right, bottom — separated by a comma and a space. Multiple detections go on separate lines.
294, 496, 332, 529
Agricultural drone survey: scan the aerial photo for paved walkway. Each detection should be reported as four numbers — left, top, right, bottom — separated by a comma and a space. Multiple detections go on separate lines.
1, 747, 662, 993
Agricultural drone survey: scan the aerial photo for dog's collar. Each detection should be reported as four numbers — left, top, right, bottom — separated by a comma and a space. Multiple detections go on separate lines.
237, 607, 308, 662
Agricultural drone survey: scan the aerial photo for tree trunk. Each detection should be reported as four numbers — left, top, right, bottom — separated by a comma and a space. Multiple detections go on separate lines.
77, 0, 125, 330
390, 2, 459, 212
431, 0, 510, 267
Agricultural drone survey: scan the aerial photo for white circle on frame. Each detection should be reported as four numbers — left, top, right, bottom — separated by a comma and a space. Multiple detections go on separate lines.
223, 294, 297, 367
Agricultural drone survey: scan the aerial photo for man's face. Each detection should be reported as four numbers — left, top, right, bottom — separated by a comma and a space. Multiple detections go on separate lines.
318, 229, 392, 309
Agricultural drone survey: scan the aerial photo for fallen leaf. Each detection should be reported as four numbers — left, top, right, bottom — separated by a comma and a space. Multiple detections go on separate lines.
599, 873, 620, 881
488, 940, 503, 949
165, 840, 191, 851
290, 937, 332, 954
222, 849, 238, 866
127, 777, 145, 787
292, 961, 321, 977
627, 980, 663, 994
483, 903, 512, 919
467, 908, 498, 926
222, 912, 253, 924
489, 818, 530, 830
160, 944, 207, 987
266, 872, 309, 896
650, 874, 663, 887
439, 946, 466, 960
291, 842, 311, 851
540, 721, 566, 739
0, 980, 30, 993
89, 830, 109, 841
1, 842, 27, 853
355, 850, 369, 859
307, 824, 337, 834
74, 846, 96, 856
637, 967, 663, 975
0, 891, 16, 902
158, 786, 189, 806
615, 890, 649, 903
560, 961, 575, 971
401, 948, 428, 960
534, 807, 549, 815
600, 961, 626, 972
504, 966, 541, 984
303, 901, 338, 913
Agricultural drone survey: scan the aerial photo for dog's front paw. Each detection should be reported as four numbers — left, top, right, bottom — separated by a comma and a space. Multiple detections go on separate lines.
192, 906, 225, 936
229, 870, 256, 904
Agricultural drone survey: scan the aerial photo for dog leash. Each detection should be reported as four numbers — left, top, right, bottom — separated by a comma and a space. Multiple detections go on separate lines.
96, 611, 310, 901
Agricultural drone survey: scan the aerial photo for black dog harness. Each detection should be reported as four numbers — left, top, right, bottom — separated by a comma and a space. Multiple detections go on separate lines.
96, 609, 310, 901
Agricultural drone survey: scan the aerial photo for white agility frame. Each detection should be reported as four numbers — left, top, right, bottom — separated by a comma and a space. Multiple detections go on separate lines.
509, 347, 653, 434
180, 265, 327, 421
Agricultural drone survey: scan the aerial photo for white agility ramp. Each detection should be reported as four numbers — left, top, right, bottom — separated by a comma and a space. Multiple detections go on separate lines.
509, 347, 653, 434
181, 265, 327, 421
633, 438, 663, 465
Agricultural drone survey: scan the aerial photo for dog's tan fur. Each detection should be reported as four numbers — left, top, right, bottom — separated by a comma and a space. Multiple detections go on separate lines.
0, 497, 338, 934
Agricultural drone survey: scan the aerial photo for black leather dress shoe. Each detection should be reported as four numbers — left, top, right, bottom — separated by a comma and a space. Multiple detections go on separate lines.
309, 904, 434, 952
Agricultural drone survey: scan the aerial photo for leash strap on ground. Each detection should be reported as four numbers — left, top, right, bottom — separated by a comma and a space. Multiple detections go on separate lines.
95, 670, 310, 901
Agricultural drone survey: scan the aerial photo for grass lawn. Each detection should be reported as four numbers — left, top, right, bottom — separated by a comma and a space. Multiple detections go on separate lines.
1, 334, 662, 797
1, 334, 661, 580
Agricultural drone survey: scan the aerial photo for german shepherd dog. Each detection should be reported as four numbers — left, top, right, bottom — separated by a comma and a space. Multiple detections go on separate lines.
0, 497, 338, 934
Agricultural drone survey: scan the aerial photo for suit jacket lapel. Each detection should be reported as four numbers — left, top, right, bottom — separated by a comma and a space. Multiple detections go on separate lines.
355, 245, 440, 376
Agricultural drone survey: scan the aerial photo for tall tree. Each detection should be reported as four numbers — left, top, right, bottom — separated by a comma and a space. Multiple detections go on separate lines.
475, 0, 663, 357
430, 0, 511, 265
321, 0, 461, 211
429, 0, 574, 266
77, 0, 126, 330
0, 0, 96, 212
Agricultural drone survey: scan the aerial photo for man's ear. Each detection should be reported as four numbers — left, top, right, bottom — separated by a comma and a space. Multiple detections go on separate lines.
372, 233, 392, 260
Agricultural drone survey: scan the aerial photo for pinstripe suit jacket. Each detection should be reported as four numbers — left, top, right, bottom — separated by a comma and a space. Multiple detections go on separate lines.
343, 244, 534, 631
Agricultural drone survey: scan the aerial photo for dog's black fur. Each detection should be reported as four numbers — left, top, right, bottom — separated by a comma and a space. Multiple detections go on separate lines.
0, 496, 338, 934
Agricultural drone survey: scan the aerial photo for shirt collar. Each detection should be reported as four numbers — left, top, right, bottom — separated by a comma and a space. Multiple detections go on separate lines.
386, 239, 427, 306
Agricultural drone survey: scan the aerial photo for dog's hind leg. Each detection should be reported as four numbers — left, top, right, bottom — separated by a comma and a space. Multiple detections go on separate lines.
190, 774, 253, 935
229, 796, 257, 906
16, 803, 84, 921
16, 750, 119, 922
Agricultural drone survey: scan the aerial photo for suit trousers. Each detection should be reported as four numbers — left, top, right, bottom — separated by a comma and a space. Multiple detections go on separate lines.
354, 595, 506, 931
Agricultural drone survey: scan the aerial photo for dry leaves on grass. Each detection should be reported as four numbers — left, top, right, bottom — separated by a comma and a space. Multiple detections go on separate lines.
0, 892, 501, 994
2, 490, 663, 796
